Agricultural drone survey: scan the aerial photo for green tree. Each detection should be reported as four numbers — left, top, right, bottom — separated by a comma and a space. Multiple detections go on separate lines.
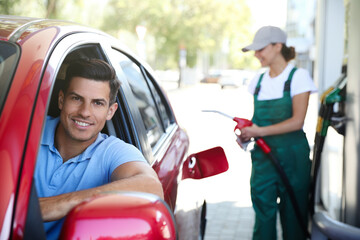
0, 0, 21, 14
1, 0, 259, 70
45, 0, 58, 19
103, 0, 255, 69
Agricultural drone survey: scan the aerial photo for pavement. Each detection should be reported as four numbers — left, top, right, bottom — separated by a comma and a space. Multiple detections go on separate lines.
162, 81, 318, 240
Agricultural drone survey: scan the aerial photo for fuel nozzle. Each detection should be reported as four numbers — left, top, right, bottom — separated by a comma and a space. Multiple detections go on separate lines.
233, 117, 253, 132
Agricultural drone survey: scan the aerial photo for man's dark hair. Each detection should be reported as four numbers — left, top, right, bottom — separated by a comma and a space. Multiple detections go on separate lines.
63, 59, 120, 105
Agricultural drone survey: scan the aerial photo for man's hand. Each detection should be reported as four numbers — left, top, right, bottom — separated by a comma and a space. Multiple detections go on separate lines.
40, 161, 163, 222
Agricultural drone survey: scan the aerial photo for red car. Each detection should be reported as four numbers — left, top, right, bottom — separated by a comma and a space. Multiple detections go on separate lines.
0, 16, 228, 240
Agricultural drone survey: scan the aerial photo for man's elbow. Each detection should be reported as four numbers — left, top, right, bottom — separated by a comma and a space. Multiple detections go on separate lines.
146, 175, 164, 200
152, 176, 164, 199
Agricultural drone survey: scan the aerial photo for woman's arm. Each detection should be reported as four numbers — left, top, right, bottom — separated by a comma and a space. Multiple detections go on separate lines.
240, 91, 310, 140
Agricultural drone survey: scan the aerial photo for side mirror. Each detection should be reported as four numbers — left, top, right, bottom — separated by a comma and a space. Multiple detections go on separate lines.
182, 146, 229, 180
60, 192, 177, 240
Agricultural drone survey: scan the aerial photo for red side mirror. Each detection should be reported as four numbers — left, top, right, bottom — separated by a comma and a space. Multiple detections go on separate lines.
60, 192, 176, 240
182, 146, 229, 180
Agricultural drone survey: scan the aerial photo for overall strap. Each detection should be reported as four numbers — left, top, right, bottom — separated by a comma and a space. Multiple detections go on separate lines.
283, 67, 297, 92
254, 73, 265, 96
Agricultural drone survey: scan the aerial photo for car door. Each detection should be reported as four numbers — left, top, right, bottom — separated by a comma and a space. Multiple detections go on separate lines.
0, 27, 64, 239
12, 30, 174, 240
15, 33, 115, 239
37, 30, 228, 219
105, 46, 188, 210
30, 31, 182, 211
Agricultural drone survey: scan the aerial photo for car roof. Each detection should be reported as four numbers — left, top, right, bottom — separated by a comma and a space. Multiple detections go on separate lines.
0, 15, 104, 43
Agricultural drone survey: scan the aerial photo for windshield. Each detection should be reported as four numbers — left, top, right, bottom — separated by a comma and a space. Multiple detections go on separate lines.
0, 41, 20, 116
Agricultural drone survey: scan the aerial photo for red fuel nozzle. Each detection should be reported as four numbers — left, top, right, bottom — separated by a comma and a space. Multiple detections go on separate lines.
232, 117, 253, 132
232, 117, 271, 154
201, 110, 271, 153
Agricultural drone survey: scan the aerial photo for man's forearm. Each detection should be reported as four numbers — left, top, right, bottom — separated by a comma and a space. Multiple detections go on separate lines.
40, 191, 80, 222
40, 173, 164, 222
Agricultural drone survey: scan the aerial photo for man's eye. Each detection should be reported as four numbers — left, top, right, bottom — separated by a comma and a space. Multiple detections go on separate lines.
72, 96, 80, 101
94, 101, 104, 106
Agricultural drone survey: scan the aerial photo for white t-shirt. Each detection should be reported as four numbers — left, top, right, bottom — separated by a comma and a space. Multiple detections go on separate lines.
248, 63, 317, 100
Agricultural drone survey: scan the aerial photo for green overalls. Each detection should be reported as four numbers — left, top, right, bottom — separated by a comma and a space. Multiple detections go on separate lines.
250, 68, 311, 240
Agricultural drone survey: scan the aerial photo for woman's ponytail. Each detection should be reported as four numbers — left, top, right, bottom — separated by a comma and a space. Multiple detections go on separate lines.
281, 45, 296, 62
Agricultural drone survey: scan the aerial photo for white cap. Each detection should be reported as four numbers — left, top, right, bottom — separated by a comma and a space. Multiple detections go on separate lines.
242, 26, 287, 52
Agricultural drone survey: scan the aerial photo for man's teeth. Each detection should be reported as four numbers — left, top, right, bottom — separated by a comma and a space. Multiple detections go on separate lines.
75, 120, 90, 127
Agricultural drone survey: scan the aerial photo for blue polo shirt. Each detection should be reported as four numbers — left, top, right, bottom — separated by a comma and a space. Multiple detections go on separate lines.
34, 116, 147, 239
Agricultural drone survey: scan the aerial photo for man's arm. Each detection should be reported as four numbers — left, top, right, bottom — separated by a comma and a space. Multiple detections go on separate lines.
39, 161, 164, 222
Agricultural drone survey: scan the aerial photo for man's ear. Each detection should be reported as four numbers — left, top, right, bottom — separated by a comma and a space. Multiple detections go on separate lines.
106, 102, 118, 120
58, 90, 64, 110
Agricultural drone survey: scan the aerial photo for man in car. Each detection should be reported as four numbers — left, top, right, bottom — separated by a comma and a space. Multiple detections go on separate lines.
34, 59, 164, 239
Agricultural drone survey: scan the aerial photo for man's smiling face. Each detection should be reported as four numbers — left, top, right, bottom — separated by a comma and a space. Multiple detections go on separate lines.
58, 76, 117, 144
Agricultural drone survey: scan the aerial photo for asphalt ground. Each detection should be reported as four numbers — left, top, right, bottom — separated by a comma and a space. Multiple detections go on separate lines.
163, 81, 318, 240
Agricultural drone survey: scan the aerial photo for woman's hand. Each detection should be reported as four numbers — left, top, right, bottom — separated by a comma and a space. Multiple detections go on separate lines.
238, 91, 311, 142
240, 124, 261, 141
235, 124, 260, 150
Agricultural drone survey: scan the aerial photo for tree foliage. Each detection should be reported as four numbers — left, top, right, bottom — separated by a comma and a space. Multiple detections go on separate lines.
0, 0, 21, 14
103, 0, 256, 69
1, 0, 259, 70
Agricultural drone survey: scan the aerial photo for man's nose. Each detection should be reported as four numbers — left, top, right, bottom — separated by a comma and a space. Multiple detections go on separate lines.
78, 101, 92, 117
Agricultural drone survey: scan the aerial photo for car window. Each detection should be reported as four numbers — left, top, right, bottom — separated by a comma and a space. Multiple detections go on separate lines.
0, 41, 20, 115
48, 44, 120, 138
110, 50, 166, 148
142, 66, 171, 130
